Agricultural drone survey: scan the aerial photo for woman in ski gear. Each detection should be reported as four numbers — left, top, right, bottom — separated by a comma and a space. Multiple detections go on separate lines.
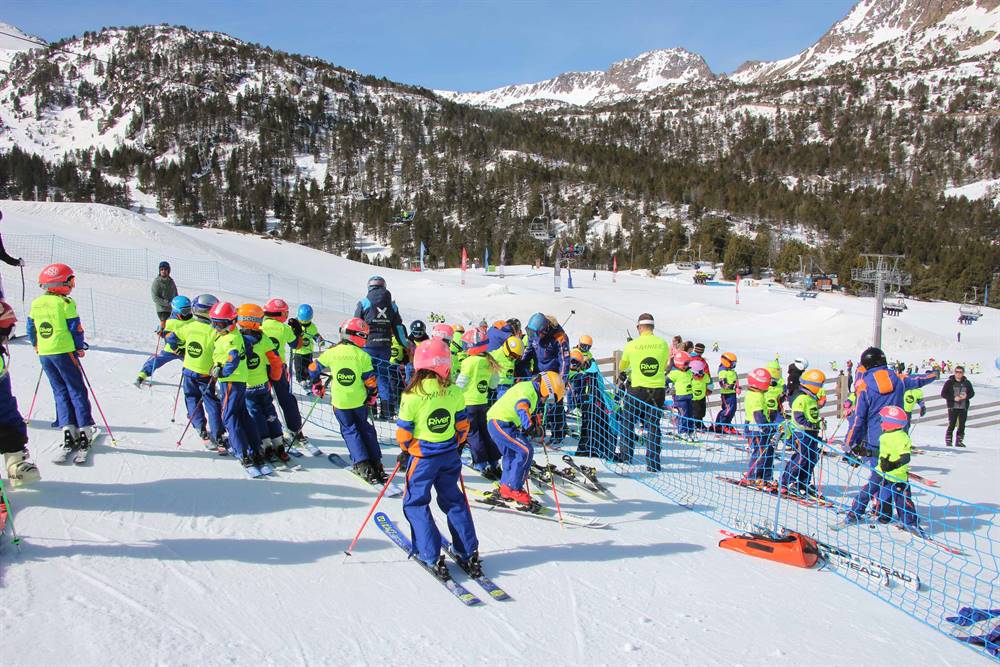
27, 263, 97, 456
170, 294, 224, 447
396, 338, 479, 573
309, 318, 384, 483
940, 366, 974, 447
151, 261, 178, 326
487, 371, 565, 505
456, 328, 501, 479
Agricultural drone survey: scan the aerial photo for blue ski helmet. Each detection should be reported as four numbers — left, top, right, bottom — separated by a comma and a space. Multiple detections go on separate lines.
191, 294, 219, 318
171, 295, 192, 316
297, 304, 314, 322
368, 275, 386, 290
526, 312, 548, 335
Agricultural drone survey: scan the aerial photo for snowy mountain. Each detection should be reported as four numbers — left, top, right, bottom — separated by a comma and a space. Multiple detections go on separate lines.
0, 21, 42, 71
439, 48, 714, 109
730, 0, 1000, 83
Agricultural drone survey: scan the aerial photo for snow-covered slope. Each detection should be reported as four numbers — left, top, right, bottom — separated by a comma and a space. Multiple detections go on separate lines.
731, 0, 1000, 83
0, 21, 41, 72
0, 201, 997, 665
439, 48, 714, 109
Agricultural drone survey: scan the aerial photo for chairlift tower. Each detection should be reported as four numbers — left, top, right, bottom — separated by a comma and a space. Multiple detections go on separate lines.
851, 254, 911, 348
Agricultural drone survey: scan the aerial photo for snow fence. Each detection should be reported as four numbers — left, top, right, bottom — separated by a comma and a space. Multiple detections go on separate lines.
298, 362, 999, 662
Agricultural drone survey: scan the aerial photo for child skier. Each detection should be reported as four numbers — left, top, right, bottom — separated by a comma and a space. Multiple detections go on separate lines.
456, 327, 501, 480
489, 334, 524, 401
689, 357, 712, 429
779, 369, 825, 496
0, 303, 39, 485
843, 405, 919, 528
238, 304, 287, 464
290, 304, 324, 386
135, 295, 192, 387
668, 351, 694, 438
169, 294, 224, 449
261, 298, 309, 446
309, 317, 384, 484
396, 338, 480, 578
27, 263, 98, 460
486, 370, 565, 507
714, 352, 739, 434
743, 367, 777, 484
210, 301, 270, 477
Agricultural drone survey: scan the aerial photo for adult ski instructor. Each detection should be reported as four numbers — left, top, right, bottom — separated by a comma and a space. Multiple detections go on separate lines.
151, 260, 178, 327
354, 275, 408, 420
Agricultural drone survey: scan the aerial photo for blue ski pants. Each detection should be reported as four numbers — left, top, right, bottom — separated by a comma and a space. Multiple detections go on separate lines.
40, 353, 93, 428
489, 419, 533, 491
271, 366, 302, 433
334, 405, 380, 464
182, 371, 222, 440
403, 450, 479, 565
220, 382, 258, 460
246, 383, 283, 441
465, 403, 499, 466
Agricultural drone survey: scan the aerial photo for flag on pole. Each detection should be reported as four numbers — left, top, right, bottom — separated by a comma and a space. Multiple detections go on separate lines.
612, 255, 618, 283
461, 247, 467, 286
419, 241, 426, 272
484, 247, 489, 272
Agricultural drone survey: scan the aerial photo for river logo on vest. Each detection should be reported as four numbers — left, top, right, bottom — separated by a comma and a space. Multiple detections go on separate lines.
639, 356, 659, 377
336, 368, 357, 386
38, 322, 54, 339
187, 341, 203, 358
477, 379, 489, 394
247, 352, 261, 370
427, 407, 452, 434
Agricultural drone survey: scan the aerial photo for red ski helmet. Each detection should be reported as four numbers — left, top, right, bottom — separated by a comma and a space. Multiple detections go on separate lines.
263, 298, 289, 322
39, 263, 75, 295
747, 367, 772, 391
339, 317, 369, 347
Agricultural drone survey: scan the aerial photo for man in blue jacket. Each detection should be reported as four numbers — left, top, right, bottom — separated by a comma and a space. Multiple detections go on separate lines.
843, 346, 938, 522
524, 313, 570, 444
354, 276, 408, 420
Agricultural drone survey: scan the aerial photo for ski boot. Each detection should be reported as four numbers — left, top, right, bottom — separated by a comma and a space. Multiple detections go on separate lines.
428, 555, 452, 581
133, 371, 149, 388
481, 464, 502, 482
4, 450, 40, 487
458, 550, 484, 578
955, 436, 966, 448
241, 455, 262, 478
55, 426, 78, 462
498, 484, 534, 509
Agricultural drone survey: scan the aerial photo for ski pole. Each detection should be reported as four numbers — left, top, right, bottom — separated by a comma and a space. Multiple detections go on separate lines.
176, 390, 205, 447
0, 479, 21, 550
77, 358, 118, 446
344, 459, 403, 558
170, 375, 184, 422
563, 309, 576, 327
539, 406, 565, 529
19, 263, 25, 312
300, 374, 331, 427
145, 331, 163, 382
24, 367, 43, 424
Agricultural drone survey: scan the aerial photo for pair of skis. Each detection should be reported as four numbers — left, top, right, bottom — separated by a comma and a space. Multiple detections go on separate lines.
715, 475, 834, 509
51, 427, 103, 466
327, 453, 403, 498
373, 512, 510, 606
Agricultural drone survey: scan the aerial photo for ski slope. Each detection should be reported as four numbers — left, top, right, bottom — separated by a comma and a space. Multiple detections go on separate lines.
0, 201, 997, 666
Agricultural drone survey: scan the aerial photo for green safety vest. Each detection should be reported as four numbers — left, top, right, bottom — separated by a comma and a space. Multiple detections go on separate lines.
489, 347, 516, 386
718, 368, 738, 395
213, 330, 249, 383
176, 319, 219, 375
878, 429, 912, 482
314, 343, 372, 410
790, 392, 820, 431
292, 322, 320, 356
620, 332, 670, 389
487, 380, 538, 424
398, 378, 466, 443
246, 333, 277, 387
262, 318, 298, 365
163, 317, 189, 354
744, 390, 772, 424
459, 354, 494, 406
668, 369, 693, 397
691, 374, 711, 401
29, 294, 80, 355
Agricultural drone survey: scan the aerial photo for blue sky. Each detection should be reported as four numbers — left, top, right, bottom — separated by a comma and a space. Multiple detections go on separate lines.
4, 0, 857, 91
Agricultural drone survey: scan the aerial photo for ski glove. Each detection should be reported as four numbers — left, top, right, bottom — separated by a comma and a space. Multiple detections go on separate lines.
288, 318, 303, 337
209, 366, 221, 380
311, 381, 325, 398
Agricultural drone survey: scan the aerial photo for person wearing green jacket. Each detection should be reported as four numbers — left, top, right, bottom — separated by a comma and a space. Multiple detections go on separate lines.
616, 313, 671, 470
456, 328, 501, 479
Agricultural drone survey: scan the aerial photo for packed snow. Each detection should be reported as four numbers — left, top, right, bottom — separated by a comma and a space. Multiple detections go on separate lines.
0, 200, 997, 665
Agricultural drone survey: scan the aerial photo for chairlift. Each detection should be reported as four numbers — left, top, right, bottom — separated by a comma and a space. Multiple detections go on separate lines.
797, 290, 819, 299
958, 303, 982, 324
529, 216, 551, 241
882, 297, 905, 316
392, 209, 416, 224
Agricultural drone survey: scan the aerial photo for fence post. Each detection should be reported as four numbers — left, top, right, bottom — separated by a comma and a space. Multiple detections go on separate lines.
89, 288, 97, 336
144, 248, 149, 278
613, 349, 623, 376
49, 235, 55, 262
837, 373, 849, 419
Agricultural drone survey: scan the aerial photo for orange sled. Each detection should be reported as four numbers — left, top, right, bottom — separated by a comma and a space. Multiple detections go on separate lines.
718, 531, 819, 568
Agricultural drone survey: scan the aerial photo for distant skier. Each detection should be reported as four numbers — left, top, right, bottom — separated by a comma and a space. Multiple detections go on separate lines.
396, 338, 481, 578
354, 276, 408, 419
27, 263, 98, 461
151, 261, 178, 326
